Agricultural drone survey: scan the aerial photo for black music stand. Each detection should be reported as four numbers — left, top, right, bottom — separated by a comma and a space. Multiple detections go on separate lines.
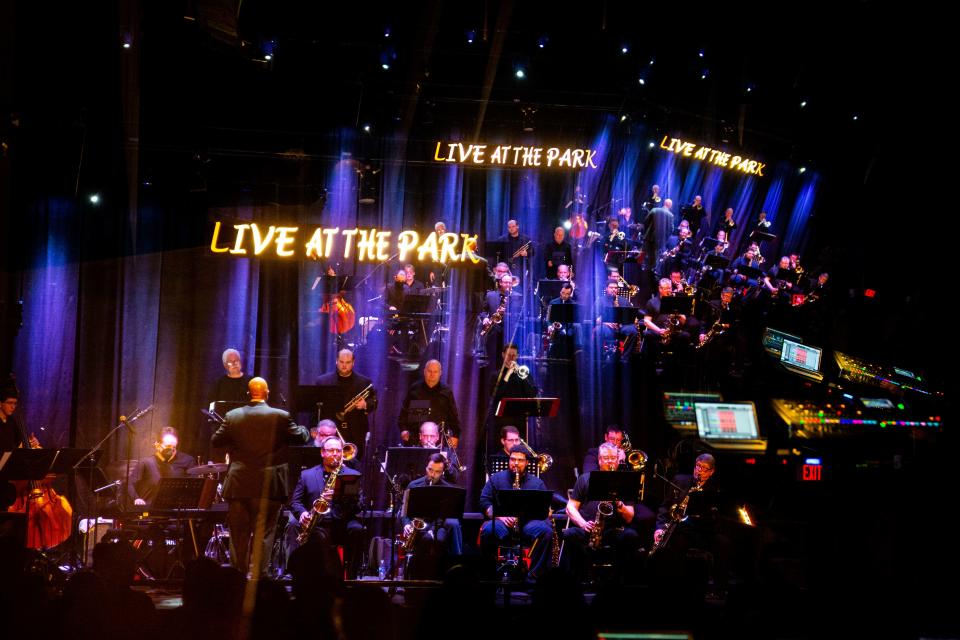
386, 447, 438, 485
704, 254, 730, 269
495, 397, 560, 420
491, 489, 553, 522
749, 230, 776, 244
0, 448, 57, 481
212, 401, 248, 417
536, 279, 564, 302
586, 471, 644, 502
485, 241, 508, 266
660, 295, 695, 316
151, 477, 209, 510
547, 303, 581, 324
600, 307, 639, 324
332, 474, 362, 500
399, 294, 435, 316
736, 265, 764, 282
402, 485, 466, 522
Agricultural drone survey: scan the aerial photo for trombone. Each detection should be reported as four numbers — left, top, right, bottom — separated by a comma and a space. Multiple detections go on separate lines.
335, 426, 358, 461
620, 431, 647, 471
518, 436, 553, 474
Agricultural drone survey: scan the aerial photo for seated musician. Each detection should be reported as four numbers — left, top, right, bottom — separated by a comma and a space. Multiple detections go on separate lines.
290, 435, 364, 578
400, 452, 464, 578
546, 282, 578, 358
385, 268, 408, 311
487, 425, 522, 475
313, 419, 360, 471
699, 232, 730, 285
595, 281, 639, 356
729, 246, 763, 290
316, 349, 377, 460
478, 444, 554, 583
652, 453, 730, 594
562, 443, 644, 581
398, 359, 462, 445
762, 256, 795, 300
415, 421, 460, 485
129, 427, 195, 506
581, 425, 626, 474
641, 278, 706, 354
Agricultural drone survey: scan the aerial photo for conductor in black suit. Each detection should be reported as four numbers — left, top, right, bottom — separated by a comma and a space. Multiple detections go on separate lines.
317, 348, 378, 460
211, 377, 310, 574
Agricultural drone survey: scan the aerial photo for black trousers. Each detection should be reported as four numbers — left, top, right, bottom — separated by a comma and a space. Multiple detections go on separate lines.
226, 497, 282, 575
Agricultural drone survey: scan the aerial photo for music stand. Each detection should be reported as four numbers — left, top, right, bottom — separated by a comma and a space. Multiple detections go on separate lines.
495, 397, 560, 419
402, 485, 466, 522
333, 474, 361, 500
49, 448, 102, 474
399, 294, 435, 315
547, 303, 581, 324
536, 279, 564, 302
151, 477, 210, 510
485, 241, 508, 265
600, 307, 639, 325
385, 447, 438, 483
736, 264, 763, 281
586, 471, 644, 502
704, 254, 730, 269
212, 401, 247, 417
0, 448, 57, 481
749, 230, 776, 244
661, 295, 695, 316
492, 489, 553, 522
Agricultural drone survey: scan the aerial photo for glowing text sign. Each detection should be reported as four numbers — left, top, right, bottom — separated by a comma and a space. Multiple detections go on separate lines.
658, 135, 766, 177
209, 221, 480, 263
433, 141, 598, 169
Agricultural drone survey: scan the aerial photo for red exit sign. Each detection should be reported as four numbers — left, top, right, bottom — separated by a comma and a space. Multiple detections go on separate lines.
801, 464, 823, 481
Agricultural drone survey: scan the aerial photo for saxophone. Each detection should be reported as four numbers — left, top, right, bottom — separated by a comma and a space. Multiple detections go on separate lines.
402, 518, 427, 552
588, 501, 615, 549
650, 481, 704, 556
297, 463, 342, 545
480, 294, 507, 336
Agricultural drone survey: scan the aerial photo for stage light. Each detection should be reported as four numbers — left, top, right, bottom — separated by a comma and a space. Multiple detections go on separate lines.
746, 85, 753, 93
382, 63, 390, 70
466, 29, 476, 44
701, 71, 708, 80
563, 220, 572, 230
537, 36, 548, 49
621, 44, 629, 54
122, 32, 133, 49
88, 193, 100, 205
852, 114, 859, 121
362, 124, 371, 133
648, 141, 655, 148
264, 54, 272, 60
123, 42, 131, 49
799, 166, 807, 174
648, 58, 655, 66
800, 100, 807, 108
620, 114, 628, 122
638, 77, 646, 85
698, 49, 704, 58
384, 26, 391, 38
515, 68, 525, 79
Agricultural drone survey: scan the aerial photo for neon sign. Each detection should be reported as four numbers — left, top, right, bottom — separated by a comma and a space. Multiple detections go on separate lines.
209, 221, 481, 263
658, 135, 766, 176
433, 141, 598, 169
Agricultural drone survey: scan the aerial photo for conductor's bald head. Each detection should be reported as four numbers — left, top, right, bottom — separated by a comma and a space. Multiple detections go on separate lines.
249, 377, 269, 401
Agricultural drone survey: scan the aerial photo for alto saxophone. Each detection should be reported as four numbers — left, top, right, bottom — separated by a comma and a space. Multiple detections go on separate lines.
480, 294, 507, 337
297, 463, 342, 545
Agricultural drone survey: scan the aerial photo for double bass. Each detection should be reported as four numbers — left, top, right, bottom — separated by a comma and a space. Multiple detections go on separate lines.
8, 432, 74, 549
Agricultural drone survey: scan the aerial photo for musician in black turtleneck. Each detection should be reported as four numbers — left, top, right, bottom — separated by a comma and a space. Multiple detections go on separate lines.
316, 349, 377, 460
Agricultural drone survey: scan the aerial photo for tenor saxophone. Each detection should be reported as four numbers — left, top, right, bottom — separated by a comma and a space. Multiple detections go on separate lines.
297, 463, 342, 545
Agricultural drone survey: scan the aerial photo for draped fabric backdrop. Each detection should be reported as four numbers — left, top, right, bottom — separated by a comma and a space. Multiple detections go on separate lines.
11, 118, 819, 508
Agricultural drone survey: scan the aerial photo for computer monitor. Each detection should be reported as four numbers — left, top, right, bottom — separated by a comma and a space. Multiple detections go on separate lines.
695, 402, 761, 442
663, 391, 723, 429
761, 327, 802, 357
780, 339, 822, 376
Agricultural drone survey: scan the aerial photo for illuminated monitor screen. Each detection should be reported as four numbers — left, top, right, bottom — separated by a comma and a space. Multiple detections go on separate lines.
663, 391, 723, 426
762, 327, 802, 357
893, 367, 917, 380
861, 397, 895, 409
695, 402, 761, 441
780, 339, 822, 374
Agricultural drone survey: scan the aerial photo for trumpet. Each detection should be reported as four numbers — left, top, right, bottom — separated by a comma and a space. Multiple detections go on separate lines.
620, 432, 648, 471
335, 384, 373, 421
518, 436, 553, 474
504, 361, 529, 381
609, 230, 625, 242
511, 240, 533, 260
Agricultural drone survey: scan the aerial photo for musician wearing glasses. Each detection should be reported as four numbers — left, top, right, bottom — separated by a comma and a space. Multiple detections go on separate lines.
400, 452, 464, 578
479, 274, 520, 366
544, 226, 573, 279
642, 278, 705, 354
128, 426, 195, 506
398, 359, 462, 445
581, 425, 626, 474
600, 216, 630, 263
562, 443, 644, 581
681, 195, 708, 238
208, 348, 253, 404
317, 349, 377, 460
290, 436, 364, 577
479, 445, 554, 583
596, 281, 639, 355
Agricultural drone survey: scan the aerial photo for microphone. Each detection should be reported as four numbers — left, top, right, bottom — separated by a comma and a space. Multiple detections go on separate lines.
127, 405, 155, 423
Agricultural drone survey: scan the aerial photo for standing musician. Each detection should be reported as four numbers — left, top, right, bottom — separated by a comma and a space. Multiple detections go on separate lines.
128, 426, 195, 506
681, 195, 708, 238
384, 268, 409, 311
642, 184, 663, 213
497, 219, 534, 277
211, 377, 310, 574
1, 389, 30, 509
617, 206, 642, 242
486, 343, 538, 441
414, 422, 460, 484
478, 444, 554, 583
317, 349, 377, 460
208, 348, 253, 404
581, 425, 626, 473
562, 443, 645, 581
543, 227, 573, 279
290, 435, 364, 578
400, 452, 464, 578
754, 210, 772, 234
643, 198, 676, 272
716, 207, 737, 240
600, 216, 630, 269
398, 359, 462, 444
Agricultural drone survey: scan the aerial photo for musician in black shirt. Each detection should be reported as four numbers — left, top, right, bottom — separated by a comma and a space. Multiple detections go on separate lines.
543, 227, 573, 279
316, 349, 377, 460
398, 359, 462, 440
208, 348, 252, 404
128, 427, 195, 506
